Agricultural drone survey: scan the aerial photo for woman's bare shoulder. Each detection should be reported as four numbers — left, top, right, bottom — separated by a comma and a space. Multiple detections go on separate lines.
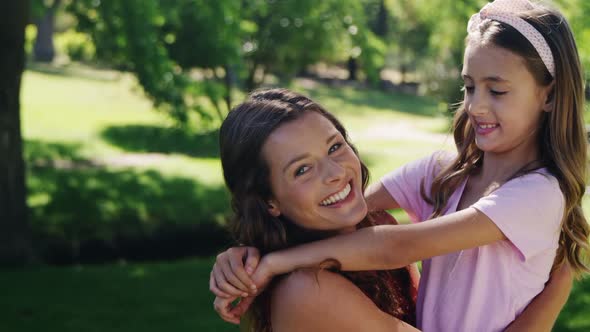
269, 269, 419, 332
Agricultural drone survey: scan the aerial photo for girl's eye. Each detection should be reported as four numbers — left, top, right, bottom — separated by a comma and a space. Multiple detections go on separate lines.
329, 143, 343, 154
462, 85, 474, 93
490, 90, 508, 96
295, 165, 310, 177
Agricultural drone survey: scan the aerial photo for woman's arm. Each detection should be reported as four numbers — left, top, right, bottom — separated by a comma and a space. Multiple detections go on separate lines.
270, 269, 419, 332
504, 263, 573, 332
263, 207, 505, 276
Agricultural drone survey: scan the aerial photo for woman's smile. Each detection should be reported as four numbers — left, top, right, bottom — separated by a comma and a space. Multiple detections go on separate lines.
320, 180, 354, 207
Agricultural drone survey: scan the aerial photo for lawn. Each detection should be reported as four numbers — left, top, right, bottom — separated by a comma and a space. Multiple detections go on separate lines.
4, 64, 590, 331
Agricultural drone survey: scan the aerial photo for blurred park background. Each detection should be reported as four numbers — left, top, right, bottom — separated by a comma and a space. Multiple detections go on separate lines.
1, 0, 589, 331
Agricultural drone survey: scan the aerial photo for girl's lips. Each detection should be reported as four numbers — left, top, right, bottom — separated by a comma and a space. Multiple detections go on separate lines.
321, 180, 356, 208
475, 123, 499, 136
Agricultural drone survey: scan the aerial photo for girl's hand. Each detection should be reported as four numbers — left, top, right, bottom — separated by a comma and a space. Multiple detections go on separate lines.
213, 295, 256, 325
212, 255, 276, 324
210, 246, 260, 298
250, 254, 276, 291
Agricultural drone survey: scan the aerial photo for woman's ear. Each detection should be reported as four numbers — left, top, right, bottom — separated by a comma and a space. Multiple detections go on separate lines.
542, 82, 555, 112
267, 200, 281, 217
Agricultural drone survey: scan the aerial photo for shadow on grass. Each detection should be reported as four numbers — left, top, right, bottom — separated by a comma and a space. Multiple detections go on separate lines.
101, 125, 219, 158
302, 84, 442, 117
26, 61, 121, 82
25, 140, 232, 265
554, 278, 590, 331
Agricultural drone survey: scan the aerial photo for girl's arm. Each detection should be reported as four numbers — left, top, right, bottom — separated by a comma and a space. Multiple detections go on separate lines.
365, 182, 400, 212
504, 263, 573, 332
262, 207, 505, 276
270, 269, 419, 332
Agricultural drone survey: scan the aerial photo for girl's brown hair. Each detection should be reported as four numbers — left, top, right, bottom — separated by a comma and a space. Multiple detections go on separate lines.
422, 4, 589, 275
220, 89, 414, 331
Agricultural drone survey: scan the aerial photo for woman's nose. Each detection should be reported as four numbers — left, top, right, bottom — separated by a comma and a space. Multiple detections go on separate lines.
322, 158, 346, 184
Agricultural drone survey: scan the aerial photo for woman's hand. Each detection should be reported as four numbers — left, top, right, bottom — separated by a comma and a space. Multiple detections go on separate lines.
210, 246, 260, 298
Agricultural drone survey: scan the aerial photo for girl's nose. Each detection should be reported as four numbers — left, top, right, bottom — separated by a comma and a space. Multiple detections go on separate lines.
466, 91, 489, 116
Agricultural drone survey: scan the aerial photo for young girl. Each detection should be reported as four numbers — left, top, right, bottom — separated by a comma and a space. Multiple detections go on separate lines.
212, 0, 588, 330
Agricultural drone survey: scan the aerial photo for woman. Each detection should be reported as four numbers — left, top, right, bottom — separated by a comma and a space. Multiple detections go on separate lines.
216, 88, 419, 331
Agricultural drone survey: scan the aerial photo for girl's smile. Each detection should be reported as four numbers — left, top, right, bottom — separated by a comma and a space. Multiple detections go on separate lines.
462, 43, 553, 158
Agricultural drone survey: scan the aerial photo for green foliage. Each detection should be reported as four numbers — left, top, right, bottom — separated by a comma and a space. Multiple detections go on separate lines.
66, 0, 222, 124
555, 0, 590, 80
238, 0, 383, 87
54, 29, 95, 62
159, 0, 241, 69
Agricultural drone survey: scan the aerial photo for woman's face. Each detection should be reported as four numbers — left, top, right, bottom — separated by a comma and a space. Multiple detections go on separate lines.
261, 111, 367, 233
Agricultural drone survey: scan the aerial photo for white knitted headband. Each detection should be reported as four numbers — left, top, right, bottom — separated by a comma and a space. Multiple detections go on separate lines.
467, 0, 555, 77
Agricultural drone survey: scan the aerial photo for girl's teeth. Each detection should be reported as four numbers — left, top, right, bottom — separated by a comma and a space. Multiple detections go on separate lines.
479, 124, 497, 129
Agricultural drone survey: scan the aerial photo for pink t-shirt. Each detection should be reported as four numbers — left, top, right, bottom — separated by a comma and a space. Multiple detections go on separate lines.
381, 151, 564, 332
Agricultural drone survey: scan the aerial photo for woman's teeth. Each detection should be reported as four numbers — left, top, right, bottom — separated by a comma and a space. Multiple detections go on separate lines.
320, 183, 351, 206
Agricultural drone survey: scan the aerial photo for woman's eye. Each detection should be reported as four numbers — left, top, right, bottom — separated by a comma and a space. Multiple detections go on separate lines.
295, 165, 310, 177
328, 143, 343, 154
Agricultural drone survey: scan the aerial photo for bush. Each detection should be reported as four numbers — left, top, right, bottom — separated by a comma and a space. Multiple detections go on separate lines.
55, 30, 96, 62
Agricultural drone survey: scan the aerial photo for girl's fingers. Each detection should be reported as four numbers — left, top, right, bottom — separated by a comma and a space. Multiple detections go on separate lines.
244, 247, 261, 276
213, 297, 240, 324
228, 251, 256, 292
221, 257, 251, 295
214, 262, 247, 297
209, 271, 232, 298
230, 296, 255, 317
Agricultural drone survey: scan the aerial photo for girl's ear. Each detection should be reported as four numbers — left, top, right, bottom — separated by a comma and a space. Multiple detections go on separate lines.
542, 82, 555, 112
267, 200, 281, 217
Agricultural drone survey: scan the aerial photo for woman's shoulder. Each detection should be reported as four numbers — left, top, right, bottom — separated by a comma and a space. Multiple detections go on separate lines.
268, 269, 416, 331
271, 269, 356, 306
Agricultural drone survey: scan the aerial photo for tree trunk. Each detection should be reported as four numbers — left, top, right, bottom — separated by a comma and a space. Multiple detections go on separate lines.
223, 64, 234, 112
0, 0, 32, 265
347, 56, 357, 81
375, 0, 388, 37
33, 0, 60, 62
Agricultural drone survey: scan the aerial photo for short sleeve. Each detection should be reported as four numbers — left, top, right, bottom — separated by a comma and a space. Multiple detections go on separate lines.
380, 151, 452, 222
471, 172, 564, 261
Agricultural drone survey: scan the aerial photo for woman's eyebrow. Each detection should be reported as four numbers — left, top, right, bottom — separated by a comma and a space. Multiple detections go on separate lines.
326, 132, 339, 144
283, 153, 310, 173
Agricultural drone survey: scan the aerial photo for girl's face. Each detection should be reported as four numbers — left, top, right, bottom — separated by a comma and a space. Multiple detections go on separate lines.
261, 111, 367, 233
461, 43, 553, 157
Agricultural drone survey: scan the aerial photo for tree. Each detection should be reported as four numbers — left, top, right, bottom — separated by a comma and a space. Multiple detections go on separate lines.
67, 0, 241, 125
239, 0, 384, 88
0, 0, 32, 265
32, 0, 62, 62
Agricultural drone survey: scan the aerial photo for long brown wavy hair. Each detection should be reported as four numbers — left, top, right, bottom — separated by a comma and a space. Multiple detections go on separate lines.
421, 4, 589, 275
220, 89, 415, 331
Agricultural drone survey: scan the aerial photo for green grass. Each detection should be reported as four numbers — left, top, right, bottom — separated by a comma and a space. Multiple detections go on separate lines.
0, 258, 238, 332
13, 64, 590, 331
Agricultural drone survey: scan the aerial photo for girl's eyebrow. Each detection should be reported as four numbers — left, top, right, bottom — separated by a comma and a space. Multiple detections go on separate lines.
462, 74, 510, 83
